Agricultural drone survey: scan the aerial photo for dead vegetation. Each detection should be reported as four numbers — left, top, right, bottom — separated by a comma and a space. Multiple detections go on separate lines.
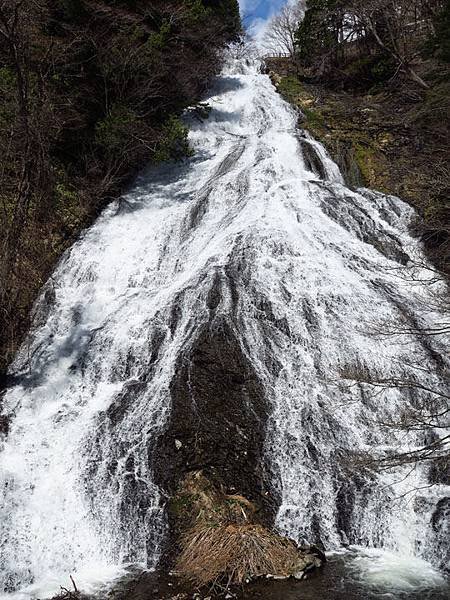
177, 523, 301, 587
170, 471, 323, 590
51, 575, 81, 599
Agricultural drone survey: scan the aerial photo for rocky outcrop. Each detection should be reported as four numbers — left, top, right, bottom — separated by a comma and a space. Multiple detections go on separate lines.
268, 64, 450, 276
153, 310, 281, 566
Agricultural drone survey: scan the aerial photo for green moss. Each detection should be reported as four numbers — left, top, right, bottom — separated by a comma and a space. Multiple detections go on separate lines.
302, 107, 325, 128
277, 76, 303, 102
154, 115, 193, 162
95, 105, 138, 153
353, 143, 389, 192
354, 143, 373, 182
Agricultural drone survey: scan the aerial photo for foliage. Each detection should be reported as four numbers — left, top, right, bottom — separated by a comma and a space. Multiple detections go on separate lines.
295, 0, 341, 65
295, 0, 447, 89
146, 21, 171, 51
95, 105, 138, 153
204, 0, 241, 37
154, 115, 192, 162
184, 0, 212, 24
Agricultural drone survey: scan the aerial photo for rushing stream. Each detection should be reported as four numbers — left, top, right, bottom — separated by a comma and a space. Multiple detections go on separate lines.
0, 47, 448, 599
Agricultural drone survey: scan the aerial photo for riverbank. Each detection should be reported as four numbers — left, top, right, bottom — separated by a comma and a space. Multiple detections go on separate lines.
265, 58, 449, 276
50, 550, 448, 600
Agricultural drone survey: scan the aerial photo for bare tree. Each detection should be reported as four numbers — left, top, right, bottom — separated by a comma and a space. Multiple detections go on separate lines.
348, 0, 442, 89
264, 1, 306, 58
338, 258, 449, 480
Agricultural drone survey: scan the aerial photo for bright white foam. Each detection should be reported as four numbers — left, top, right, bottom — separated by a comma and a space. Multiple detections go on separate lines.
0, 564, 129, 600
0, 45, 448, 597
350, 547, 446, 591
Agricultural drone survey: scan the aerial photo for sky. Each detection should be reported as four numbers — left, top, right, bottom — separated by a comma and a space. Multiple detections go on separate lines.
238, 0, 287, 24
238, 0, 290, 43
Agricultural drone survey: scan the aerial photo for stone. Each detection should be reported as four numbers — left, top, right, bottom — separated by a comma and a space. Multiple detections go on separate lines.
293, 570, 304, 580
0, 415, 9, 436
293, 558, 308, 572
175, 439, 183, 450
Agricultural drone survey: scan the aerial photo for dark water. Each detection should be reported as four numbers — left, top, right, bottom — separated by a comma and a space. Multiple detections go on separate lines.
102, 554, 449, 600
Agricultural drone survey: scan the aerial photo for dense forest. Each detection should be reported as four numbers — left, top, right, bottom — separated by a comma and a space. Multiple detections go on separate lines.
0, 0, 240, 378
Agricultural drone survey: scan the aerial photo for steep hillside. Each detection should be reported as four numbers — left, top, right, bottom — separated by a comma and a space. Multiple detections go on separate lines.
0, 0, 240, 377
266, 0, 449, 278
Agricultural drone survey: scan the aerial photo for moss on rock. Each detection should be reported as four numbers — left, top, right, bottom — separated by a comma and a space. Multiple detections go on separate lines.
269, 67, 449, 273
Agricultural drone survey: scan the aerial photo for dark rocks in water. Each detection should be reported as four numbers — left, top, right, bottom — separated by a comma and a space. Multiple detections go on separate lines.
81, 551, 450, 600
298, 136, 327, 180
429, 457, 450, 486
0, 414, 9, 436
306, 544, 327, 564
332, 449, 374, 547
431, 497, 450, 573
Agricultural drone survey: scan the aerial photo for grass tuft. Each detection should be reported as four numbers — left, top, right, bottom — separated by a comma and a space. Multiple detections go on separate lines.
176, 522, 301, 586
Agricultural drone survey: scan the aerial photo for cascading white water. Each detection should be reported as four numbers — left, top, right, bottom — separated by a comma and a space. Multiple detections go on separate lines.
0, 47, 448, 598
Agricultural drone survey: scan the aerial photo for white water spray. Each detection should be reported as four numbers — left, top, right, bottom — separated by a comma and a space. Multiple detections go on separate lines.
0, 48, 448, 598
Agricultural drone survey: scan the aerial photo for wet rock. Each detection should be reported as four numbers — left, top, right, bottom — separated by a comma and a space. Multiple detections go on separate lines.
298, 137, 327, 180
429, 457, 450, 486
153, 304, 281, 566
0, 414, 9, 436
293, 558, 308, 573
431, 497, 450, 572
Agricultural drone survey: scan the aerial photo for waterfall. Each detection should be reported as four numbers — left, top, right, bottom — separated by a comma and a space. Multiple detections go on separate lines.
0, 47, 448, 598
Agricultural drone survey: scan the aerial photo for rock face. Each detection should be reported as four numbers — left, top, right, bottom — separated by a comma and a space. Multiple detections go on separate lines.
0, 414, 8, 436
431, 498, 450, 572
153, 308, 281, 564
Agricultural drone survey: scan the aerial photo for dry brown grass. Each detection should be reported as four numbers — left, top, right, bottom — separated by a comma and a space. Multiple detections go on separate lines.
176, 523, 300, 586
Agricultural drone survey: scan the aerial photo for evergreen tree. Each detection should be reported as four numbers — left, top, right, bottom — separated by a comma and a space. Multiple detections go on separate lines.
203, 0, 242, 37
295, 0, 342, 66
